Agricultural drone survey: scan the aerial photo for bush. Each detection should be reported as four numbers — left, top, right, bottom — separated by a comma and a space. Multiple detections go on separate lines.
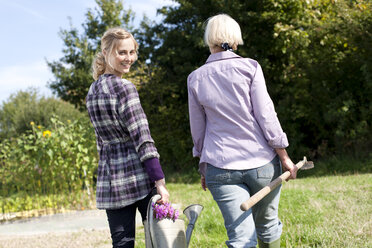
0, 88, 88, 141
0, 116, 98, 213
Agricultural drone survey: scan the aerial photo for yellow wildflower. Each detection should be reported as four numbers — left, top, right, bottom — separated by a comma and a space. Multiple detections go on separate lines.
37, 125, 41, 129
30, 121, 35, 126
43, 130, 52, 138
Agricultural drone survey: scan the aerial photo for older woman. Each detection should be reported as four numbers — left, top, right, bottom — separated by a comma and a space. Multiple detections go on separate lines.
187, 14, 298, 248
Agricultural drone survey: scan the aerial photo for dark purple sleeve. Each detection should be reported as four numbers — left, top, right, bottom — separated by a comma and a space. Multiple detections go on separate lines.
143, 157, 165, 182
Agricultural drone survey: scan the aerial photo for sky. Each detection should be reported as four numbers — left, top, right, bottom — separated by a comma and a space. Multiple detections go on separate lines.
0, 0, 175, 104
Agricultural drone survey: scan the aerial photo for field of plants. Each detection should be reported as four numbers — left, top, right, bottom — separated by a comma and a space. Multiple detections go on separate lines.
0, 117, 97, 217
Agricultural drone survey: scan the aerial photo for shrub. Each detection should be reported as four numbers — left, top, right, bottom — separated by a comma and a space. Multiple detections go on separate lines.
0, 116, 98, 213
0, 88, 88, 141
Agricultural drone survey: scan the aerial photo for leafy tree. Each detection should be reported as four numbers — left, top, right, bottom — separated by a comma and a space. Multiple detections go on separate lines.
0, 88, 87, 140
47, 0, 135, 110
48, 0, 371, 171
257, 0, 372, 156
138, 0, 372, 168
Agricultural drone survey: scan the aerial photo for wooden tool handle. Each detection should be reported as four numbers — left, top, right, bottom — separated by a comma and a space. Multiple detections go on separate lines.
240, 157, 307, 211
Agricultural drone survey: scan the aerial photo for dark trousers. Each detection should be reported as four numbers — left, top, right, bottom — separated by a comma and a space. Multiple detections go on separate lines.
106, 189, 156, 248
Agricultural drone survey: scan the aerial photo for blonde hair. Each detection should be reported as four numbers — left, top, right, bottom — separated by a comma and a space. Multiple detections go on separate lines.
204, 14, 244, 50
92, 27, 139, 80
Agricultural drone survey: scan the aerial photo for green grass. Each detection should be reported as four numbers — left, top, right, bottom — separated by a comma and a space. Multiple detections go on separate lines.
2, 155, 371, 247
279, 174, 371, 247
135, 173, 371, 248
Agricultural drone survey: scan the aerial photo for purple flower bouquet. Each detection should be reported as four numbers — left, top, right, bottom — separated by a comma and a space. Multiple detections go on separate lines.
152, 202, 180, 221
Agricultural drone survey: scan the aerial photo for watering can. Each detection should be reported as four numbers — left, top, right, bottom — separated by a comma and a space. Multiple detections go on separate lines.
144, 194, 203, 248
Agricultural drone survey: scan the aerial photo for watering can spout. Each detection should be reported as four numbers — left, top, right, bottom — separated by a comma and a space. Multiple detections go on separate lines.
184, 204, 204, 248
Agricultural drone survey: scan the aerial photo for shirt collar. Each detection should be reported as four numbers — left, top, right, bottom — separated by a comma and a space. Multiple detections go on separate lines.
206, 50, 242, 64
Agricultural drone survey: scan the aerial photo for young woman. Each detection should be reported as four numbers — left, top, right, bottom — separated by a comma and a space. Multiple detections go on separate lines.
188, 14, 298, 248
86, 27, 169, 248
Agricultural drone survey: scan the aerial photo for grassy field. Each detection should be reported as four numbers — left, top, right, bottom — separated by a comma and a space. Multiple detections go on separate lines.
134, 173, 371, 248
1, 156, 371, 247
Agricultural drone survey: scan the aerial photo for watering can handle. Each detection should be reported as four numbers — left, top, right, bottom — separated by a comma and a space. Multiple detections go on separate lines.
146, 194, 161, 248
147, 194, 161, 221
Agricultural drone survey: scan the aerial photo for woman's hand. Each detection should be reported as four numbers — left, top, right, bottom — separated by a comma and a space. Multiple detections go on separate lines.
281, 157, 297, 180
155, 179, 170, 204
275, 148, 298, 181
201, 175, 207, 191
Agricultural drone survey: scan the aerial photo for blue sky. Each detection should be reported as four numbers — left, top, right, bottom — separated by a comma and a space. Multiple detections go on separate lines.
0, 0, 174, 104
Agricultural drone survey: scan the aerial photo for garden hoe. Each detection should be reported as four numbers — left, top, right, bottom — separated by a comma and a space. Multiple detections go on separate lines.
240, 156, 314, 211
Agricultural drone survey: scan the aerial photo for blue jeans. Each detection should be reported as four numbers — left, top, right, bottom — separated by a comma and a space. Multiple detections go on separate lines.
206, 156, 283, 248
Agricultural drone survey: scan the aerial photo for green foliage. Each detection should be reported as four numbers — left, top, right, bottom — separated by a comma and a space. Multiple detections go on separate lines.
47, 0, 135, 110
0, 88, 87, 141
1, 191, 93, 214
0, 116, 97, 213
48, 0, 372, 171
259, 0, 372, 157
136, 1, 212, 171
137, 0, 372, 168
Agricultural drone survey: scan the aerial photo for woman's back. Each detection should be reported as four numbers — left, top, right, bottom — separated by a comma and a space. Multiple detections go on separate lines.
188, 51, 284, 170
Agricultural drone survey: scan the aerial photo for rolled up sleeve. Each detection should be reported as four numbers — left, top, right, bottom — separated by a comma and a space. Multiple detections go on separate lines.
251, 63, 289, 149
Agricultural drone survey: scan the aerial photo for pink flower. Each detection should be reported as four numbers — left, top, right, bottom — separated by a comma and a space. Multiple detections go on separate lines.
152, 202, 179, 221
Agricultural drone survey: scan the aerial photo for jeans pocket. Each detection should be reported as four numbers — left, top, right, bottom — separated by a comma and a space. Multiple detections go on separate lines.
206, 164, 231, 185
257, 163, 275, 179
257, 156, 281, 180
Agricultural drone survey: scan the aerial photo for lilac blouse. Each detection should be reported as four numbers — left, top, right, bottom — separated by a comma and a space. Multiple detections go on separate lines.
188, 51, 288, 174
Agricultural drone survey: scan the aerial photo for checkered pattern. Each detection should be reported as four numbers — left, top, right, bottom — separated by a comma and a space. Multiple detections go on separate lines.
86, 74, 159, 209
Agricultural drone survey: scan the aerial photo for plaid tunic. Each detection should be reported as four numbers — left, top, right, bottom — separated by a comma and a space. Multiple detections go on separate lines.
86, 74, 159, 209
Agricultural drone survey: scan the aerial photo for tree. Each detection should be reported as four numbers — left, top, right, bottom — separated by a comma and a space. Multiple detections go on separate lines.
47, 0, 372, 170
47, 0, 135, 110
138, 0, 372, 167
0, 88, 87, 140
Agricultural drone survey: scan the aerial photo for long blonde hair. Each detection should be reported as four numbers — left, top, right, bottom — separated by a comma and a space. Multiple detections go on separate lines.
92, 27, 139, 80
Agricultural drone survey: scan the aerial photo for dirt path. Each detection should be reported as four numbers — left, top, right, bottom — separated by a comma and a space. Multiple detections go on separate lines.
0, 229, 112, 248
0, 210, 143, 248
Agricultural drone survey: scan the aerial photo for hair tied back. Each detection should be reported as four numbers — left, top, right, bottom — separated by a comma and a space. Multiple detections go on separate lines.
221, 42, 233, 51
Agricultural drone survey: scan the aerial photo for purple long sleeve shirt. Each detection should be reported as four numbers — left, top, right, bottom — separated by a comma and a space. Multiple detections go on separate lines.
187, 51, 288, 174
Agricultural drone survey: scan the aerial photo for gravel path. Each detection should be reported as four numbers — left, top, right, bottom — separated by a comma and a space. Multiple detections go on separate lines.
0, 210, 143, 248
0, 229, 112, 248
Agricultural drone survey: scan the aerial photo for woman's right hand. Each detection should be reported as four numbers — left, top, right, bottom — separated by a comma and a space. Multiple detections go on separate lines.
155, 179, 170, 204
281, 157, 297, 180
275, 148, 297, 181
201, 175, 207, 191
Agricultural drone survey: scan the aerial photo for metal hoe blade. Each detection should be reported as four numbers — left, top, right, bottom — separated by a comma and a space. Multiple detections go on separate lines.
301, 161, 314, 170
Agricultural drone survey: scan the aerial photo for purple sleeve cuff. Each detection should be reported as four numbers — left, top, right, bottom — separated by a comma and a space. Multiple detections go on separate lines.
144, 157, 165, 182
